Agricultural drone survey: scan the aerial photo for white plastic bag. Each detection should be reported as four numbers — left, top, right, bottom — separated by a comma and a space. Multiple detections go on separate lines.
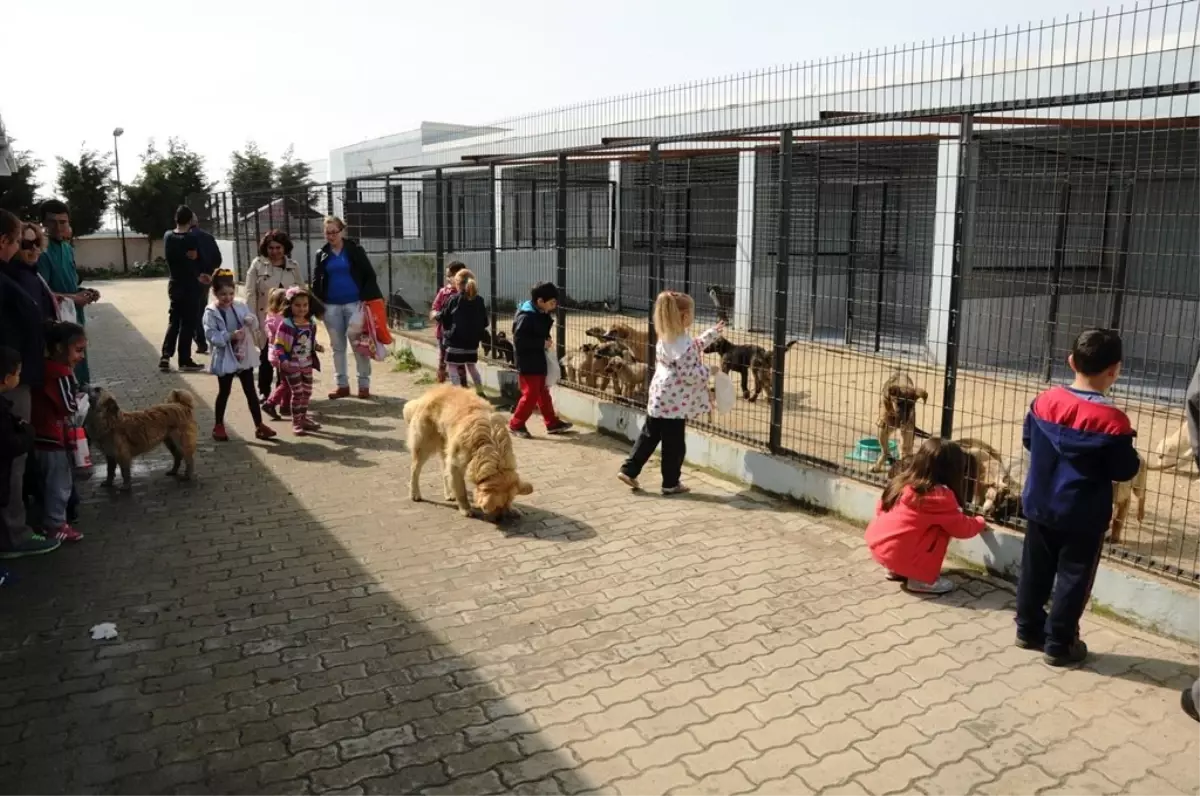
714, 371, 736, 414
347, 302, 366, 339
56, 296, 76, 324
545, 350, 561, 388
73, 392, 90, 427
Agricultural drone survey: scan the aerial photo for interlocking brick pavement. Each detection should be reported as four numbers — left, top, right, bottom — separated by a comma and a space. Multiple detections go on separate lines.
1, 278, 1196, 795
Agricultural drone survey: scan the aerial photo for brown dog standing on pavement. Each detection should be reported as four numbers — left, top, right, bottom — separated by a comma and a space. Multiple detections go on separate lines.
84, 387, 198, 490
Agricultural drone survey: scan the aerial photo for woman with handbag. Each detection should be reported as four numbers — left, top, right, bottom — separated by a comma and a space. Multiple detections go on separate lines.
244, 229, 303, 402
312, 216, 382, 400
202, 270, 277, 442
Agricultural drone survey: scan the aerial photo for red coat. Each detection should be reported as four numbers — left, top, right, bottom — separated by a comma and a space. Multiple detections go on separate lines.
864, 485, 985, 583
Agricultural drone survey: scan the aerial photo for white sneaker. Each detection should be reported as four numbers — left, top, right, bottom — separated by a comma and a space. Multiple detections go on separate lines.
903, 576, 955, 595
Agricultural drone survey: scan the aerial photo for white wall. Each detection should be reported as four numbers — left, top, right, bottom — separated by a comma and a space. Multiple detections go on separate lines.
74, 235, 162, 271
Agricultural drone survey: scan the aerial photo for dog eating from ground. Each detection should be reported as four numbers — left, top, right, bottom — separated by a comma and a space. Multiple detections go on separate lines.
403, 385, 533, 521
1146, 421, 1196, 473
1110, 452, 1148, 543
702, 336, 798, 403
480, 329, 515, 364
563, 343, 609, 390
604, 356, 649, 399
955, 437, 1022, 519
83, 387, 197, 490
871, 371, 930, 472
585, 323, 650, 362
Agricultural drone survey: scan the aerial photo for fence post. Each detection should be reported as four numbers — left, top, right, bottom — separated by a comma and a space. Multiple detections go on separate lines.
682, 186, 693, 297
302, 186, 314, 284
939, 113, 975, 440
770, 130, 794, 453
1108, 184, 1134, 331
873, 182, 890, 352
1042, 182, 1073, 382
489, 164, 499, 343
326, 183, 334, 219
230, 192, 241, 281
435, 169, 445, 274
556, 154, 568, 360
808, 146, 821, 339
647, 143, 662, 373
844, 183, 860, 346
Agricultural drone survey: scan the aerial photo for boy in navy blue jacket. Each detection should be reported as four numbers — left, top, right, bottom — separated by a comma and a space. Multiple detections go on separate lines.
1016, 328, 1140, 666
508, 282, 572, 439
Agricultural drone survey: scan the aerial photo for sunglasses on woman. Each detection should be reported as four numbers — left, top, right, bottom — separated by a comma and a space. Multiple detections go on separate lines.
20, 239, 40, 250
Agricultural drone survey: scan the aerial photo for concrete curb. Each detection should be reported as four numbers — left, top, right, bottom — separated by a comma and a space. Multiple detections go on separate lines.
398, 336, 1200, 645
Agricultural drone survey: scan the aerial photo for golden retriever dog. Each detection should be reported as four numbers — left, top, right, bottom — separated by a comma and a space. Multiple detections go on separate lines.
604, 356, 649, 399
585, 323, 650, 362
403, 385, 533, 521
1110, 452, 1148, 543
563, 343, 608, 390
956, 437, 1022, 518
871, 371, 929, 472
84, 387, 197, 490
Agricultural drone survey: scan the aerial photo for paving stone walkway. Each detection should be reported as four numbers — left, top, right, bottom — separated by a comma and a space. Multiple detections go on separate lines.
0, 279, 1196, 796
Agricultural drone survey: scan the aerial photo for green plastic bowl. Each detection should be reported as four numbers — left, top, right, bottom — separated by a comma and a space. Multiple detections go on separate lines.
847, 437, 900, 463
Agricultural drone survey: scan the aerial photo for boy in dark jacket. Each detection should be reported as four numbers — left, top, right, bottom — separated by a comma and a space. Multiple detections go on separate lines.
508, 282, 572, 439
1016, 328, 1140, 666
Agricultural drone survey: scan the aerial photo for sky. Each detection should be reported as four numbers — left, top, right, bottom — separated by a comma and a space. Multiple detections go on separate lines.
6, 0, 1120, 195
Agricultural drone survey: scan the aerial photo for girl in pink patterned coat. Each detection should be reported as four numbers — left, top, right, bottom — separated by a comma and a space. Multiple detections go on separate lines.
617, 290, 724, 495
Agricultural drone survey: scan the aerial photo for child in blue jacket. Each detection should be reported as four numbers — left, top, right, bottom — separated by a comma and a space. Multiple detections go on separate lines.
1016, 328, 1140, 667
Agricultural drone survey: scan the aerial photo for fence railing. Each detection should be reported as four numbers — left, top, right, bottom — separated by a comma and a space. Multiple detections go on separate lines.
195, 5, 1198, 583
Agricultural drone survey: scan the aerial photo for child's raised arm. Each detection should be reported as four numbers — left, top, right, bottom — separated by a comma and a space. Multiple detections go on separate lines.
694, 320, 726, 350
203, 309, 231, 348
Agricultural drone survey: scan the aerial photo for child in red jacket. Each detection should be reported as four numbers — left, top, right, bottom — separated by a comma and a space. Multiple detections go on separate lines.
31, 321, 87, 542
864, 437, 985, 595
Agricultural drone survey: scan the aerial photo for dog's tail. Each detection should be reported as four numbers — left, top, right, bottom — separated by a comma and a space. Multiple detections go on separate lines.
913, 426, 932, 440
784, 339, 801, 352
166, 389, 196, 415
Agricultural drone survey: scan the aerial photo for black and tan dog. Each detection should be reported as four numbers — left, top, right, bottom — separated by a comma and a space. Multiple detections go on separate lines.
871, 372, 929, 472
480, 329, 515, 364
702, 336, 799, 402
585, 323, 650, 362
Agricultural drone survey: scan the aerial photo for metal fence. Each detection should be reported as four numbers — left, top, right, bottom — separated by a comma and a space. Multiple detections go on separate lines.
200, 3, 1198, 582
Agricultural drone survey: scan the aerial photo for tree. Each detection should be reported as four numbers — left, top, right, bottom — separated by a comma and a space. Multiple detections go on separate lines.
56, 149, 112, 237
227, 141, 274, 203
0, 150, 44, 219
275, 144, 316, 213
120, 138, 211, 264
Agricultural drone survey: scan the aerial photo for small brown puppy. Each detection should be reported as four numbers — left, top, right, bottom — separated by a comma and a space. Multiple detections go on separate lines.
563, 343, 608, 390
84, 387, 198, 490
956, 437, 1021, 518
585, 323, 650, 362
605, 356, 649, 399
872, 371, 929, 472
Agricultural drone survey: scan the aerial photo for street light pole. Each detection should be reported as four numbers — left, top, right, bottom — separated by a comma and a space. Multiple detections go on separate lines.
112, 127, 128, 272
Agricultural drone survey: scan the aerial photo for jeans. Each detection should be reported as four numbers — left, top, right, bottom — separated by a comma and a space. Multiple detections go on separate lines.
1, 386, 31, 538
324, 303, 371, 390
160, 289, 197, 364
621, 416, 687, 489
1015, 520, 1105, 655
215, 370, 263, 427
194, 291, 208, 351
33, 449, 73, 529
510, 374, 560, 430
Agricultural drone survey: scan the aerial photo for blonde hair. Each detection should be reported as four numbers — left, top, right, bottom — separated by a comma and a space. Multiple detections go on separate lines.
454, 268, 479, 299
324, 215, 346, 232
266, 287, 289, 315
653, 291, 694, 340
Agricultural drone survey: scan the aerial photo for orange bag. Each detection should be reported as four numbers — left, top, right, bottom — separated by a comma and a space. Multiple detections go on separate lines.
364, 298, 392, 344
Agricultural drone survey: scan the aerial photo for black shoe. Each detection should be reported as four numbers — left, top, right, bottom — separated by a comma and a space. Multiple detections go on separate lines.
509, 425, 533, 439
545, 421, 574, 435
179, 361, 205, 372
261, 401, 281, 421
1182, 683, 1199, 722
1044, 639, 1088, 667
158, 358, 171, 372
194, 346, 209, 355
1015, 634, 1045, 651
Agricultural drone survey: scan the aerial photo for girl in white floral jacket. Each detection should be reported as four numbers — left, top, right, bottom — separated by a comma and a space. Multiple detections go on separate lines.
617, 290, 724, 495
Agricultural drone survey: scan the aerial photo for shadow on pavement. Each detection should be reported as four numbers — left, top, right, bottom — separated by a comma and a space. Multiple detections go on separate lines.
0, 300, 594, 795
